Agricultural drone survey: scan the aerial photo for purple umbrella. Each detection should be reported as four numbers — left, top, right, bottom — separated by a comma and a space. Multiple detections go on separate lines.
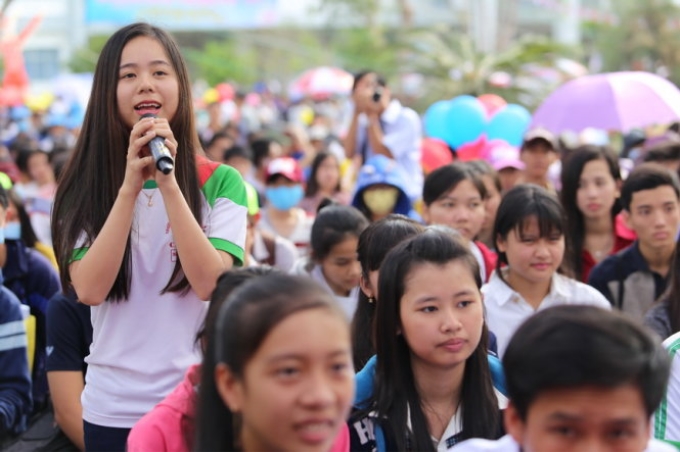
531, 71, 680, 134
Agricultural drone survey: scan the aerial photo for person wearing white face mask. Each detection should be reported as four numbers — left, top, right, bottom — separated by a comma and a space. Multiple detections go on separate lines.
352, 154, 421, 223
1, 186, 60, 426
258, 157, 314, 256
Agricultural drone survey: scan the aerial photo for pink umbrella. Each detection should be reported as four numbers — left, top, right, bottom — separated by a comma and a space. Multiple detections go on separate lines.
288, 66, 353, 100
531, 71, 680, 134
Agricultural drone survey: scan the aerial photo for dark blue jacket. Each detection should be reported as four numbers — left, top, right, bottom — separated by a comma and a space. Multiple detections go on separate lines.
0, 282, 32, 439
3, 240, 60, 413
350, 354, 507, 452
588, 241, 667, 321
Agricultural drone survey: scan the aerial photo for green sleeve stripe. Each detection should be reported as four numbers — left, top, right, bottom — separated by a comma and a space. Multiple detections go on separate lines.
201, 164, 247, 209
210, 237, 244, 267
655, 337, 680, 439
70, 247, 89, 263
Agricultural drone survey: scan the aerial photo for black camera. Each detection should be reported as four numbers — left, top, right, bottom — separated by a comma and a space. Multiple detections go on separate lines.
372, 88, 383, 103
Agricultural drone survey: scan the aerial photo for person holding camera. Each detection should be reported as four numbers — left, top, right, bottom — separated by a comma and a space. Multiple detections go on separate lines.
343, 71, 423, 202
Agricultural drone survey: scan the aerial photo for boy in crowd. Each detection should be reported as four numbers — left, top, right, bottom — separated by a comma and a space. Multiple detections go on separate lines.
452, 305, 675, 452
589, 164, 680, 321
518, 128, 558, 192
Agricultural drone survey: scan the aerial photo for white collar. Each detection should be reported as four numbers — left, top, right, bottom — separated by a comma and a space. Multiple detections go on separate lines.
486, 269, 571, 307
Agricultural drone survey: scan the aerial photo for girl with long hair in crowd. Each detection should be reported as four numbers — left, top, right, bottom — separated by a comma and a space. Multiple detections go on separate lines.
351, 214, 424, 371
292, 202, 369, 320
422, 163, 497, 282
51, 23, 247, 451
299, 152, 350, 215
349, 229, 506, 451
195, 273, 355, 452
127, 267, 275, 452
466, 160, 503, 250
560, 145, 635, 282
483, 185, 610, 357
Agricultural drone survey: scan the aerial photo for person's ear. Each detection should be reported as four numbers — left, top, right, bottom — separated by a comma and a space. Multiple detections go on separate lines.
214, 363, 244, 413
360, 274, 374, 299
504, 401, 526, 446
421, 204, 431, 224
496, 234, 507, 254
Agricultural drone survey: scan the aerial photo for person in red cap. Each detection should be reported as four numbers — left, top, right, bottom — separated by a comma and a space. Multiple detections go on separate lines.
259, 157, 314, 256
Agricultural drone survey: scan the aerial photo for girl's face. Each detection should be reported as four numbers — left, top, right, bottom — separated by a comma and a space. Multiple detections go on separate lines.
316, 156, 340, 194
399, 261, 484, 370
27, 152, 54, 186
218, 308, 354, 452
116, 36, 179, 129
481, 175, 501, 231
576, 159, 619, 221
423, 179, 485, 241
497, 216, 565, 286
319, 236, 361, 297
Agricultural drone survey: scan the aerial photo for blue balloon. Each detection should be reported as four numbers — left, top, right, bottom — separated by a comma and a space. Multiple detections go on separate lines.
449, 94, 477, 105
443, 96, 487, 148
486, 104, 532, 146
424, 100, 452, 141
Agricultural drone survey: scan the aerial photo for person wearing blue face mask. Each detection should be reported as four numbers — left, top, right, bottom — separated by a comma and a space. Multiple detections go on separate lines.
259, 157, 314, 256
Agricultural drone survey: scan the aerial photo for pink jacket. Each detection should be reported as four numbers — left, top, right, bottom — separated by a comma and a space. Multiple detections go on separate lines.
126, 363, 350, 452
127, 364, 200, 452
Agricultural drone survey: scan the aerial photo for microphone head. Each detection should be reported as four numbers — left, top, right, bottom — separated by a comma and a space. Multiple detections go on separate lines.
140, 113, 157, 119
157, 159, 173, 175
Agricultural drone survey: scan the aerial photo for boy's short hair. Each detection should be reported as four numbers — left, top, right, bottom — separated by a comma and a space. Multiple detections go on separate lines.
521, 128, 557, 152
620, 163, 680, 211
642, 132, 680, 164
503, 305, 670, 421
222, 145, 252, 163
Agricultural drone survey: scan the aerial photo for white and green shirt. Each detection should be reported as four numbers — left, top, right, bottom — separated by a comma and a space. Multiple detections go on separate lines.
654, 332, 680, 446
76, 157, 247, 428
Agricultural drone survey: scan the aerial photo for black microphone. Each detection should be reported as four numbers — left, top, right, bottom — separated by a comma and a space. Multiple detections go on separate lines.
140, 113, 174, 175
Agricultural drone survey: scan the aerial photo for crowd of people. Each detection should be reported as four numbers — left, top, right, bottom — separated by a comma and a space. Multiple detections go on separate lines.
2, 21, 680, 452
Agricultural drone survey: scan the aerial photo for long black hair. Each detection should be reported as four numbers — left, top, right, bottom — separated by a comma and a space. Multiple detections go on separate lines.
560, 145, 621, 280
52, 22, 203, 300
369, 229, 500, 450
195, 274, 347, 451
658, 235, 680, 334
422, 162, 487, 208
305, 152, 341, 198
310, 204, 368, 263
7, 189, 39, 248
186, 266, 277, 451
351, 214, 424, 370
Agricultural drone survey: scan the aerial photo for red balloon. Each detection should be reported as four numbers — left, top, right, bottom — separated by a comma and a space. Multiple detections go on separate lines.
456, 135, 487, 161
215, 83, 234, 102
421, 137, 452, 173
478, 94, 507, 118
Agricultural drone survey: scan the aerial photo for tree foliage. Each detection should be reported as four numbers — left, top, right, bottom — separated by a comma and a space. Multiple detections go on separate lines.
585, 0, 680, 83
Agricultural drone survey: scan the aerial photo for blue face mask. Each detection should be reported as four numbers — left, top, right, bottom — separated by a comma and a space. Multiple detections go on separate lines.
266, 185, 304, 211
4, 222, 21, 240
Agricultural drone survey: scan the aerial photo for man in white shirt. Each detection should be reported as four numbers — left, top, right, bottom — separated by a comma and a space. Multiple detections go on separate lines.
452, 305, 675, 452
343, 71, 423, 202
